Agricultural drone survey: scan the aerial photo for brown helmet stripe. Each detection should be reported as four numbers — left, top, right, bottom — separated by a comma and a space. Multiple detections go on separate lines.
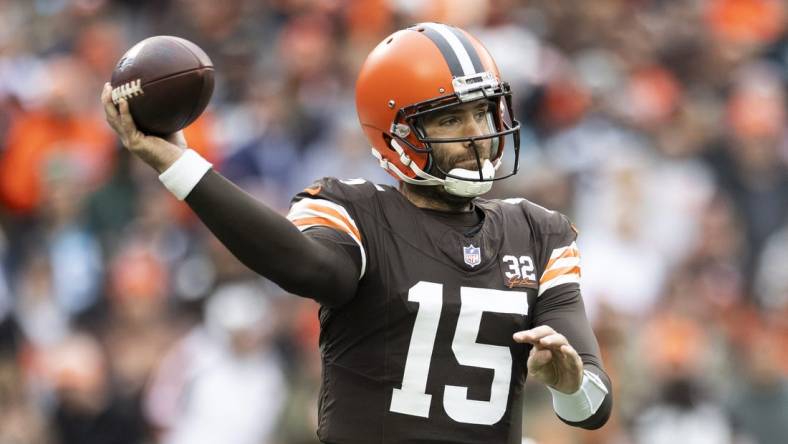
415, 25, 466, 78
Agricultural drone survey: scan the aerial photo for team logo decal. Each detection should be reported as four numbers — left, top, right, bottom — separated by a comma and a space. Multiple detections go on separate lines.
463, 244, 481, 267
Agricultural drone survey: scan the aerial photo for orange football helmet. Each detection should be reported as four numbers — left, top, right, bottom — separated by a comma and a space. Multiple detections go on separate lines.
355, 22, 520, 196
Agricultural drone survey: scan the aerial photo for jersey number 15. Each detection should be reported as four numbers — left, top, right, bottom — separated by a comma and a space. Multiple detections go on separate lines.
390, 281, 528, 425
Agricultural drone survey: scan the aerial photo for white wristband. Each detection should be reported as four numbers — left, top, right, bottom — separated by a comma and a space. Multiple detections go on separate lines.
547, 370, 609, 422
158, 149, 213, 200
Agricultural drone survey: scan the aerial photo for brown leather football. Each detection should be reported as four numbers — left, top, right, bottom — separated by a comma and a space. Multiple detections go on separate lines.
110, 36, 214, 136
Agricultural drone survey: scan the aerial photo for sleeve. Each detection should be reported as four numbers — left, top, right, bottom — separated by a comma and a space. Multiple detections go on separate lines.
531, 210, 613, 429
537, 216, 581, 297
182, 169, 359, 307
287, 179, 368, 279
302, 226, 362, 277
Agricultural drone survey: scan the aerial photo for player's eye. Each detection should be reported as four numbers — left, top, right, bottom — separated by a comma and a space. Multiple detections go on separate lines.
440, 116, 460, 127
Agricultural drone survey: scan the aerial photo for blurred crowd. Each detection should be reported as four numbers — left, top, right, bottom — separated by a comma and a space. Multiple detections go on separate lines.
0, 0, 787, 443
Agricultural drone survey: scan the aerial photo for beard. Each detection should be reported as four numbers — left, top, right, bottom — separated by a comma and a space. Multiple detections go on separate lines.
430, 141, 491, 177
400, 179, 475, 210
398, 142, 492, 211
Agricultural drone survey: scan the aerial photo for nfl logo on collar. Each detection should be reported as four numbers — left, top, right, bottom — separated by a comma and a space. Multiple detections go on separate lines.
463, 245, 481, 267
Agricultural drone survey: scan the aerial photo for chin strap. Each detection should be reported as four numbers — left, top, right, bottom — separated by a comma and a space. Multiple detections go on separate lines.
371, 140, 498, 197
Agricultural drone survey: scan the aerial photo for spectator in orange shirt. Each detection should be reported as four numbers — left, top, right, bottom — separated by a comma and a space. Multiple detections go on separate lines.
0, 56, 114, 214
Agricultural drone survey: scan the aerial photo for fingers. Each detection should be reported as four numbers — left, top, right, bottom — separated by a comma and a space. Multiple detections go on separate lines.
538, 332, 569, 349
514, 325, 565, 349
559, 344, 582, 370
528, 347, 553, 368
117, 98, 135, 131
521, 326, 584, 392
513, 325, 551, 344
102, 82, 143, 151
515, 325, 580, 364
102, 82, 138, 146
102, 83, 121, 134
526, 337, 583, 391
101, 83, 118, 119
526, 337, 579, 366
118, 97, 146, 146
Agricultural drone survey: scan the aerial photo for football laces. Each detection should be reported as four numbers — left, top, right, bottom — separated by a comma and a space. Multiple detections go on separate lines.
111, 79, 144, 104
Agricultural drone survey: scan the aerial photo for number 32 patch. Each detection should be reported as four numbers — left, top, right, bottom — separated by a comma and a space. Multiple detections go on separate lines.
501, 255, 538, 289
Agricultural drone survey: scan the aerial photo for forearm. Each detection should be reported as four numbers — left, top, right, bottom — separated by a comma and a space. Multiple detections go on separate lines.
184, 169, 358, 306
533, 286, 613, 429
102, 86, 358, 306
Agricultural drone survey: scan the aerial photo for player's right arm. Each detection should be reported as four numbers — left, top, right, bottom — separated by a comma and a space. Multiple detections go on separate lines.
101, 84, 359, 307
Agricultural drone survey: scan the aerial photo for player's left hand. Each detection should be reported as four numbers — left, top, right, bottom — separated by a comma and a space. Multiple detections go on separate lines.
513, 325, 583, 394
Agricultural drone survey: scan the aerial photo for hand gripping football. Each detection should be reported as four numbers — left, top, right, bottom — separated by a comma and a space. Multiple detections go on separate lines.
110, 36, 214, 136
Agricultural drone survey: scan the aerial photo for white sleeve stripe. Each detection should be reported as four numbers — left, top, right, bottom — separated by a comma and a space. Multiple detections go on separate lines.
288, 198, 366, 280
539, 241, 581, 297
289, 210, 361, 252
288, 209, 361, 244
538, 273, 580, 297
544, 256, 580, 272
293, 223, 367, 280
290, 198, 360, 231
287, 206, 354, 228
547, 241, 579, 260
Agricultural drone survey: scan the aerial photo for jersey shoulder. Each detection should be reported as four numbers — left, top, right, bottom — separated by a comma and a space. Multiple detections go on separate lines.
288, 178, 385, 279
491, 198, 581, 295
488, 197, 578, 239
293, 177, 383, 207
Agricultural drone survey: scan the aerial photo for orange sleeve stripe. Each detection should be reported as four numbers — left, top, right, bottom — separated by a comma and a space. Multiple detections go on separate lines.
303, 185, 322, 196
545, 248, 579, 270
292, 216, 361, 243
539, 265, 581, 284
303, 203, 362, 241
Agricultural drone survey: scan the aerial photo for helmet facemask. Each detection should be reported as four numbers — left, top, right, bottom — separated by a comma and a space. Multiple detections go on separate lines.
387, 72, 521, 197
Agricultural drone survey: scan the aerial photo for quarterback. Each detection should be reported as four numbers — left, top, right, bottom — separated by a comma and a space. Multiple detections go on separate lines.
102, 23, 611, 444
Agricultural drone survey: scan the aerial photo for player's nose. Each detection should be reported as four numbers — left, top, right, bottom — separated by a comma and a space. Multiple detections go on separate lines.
463, 118, 492, 151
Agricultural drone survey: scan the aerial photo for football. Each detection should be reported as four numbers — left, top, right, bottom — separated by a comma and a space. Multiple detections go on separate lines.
110, 35, 214, 136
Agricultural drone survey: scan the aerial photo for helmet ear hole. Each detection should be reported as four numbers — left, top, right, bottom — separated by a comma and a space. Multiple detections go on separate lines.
410, 117, 426, 138
382, 134, 395, 152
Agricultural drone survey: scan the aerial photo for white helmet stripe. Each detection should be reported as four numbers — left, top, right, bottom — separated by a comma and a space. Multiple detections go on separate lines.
421, 23, 477, 76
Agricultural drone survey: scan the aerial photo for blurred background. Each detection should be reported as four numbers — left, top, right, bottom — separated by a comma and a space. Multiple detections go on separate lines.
0, 0, 787, 443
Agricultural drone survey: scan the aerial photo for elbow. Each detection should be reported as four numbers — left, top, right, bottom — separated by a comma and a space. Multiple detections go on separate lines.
310, 257, 356, 307
276, 255, 355, 307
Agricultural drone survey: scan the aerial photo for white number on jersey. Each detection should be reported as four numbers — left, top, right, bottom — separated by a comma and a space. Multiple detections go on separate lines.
502, 255, 536, 281
389, 282, 529, 425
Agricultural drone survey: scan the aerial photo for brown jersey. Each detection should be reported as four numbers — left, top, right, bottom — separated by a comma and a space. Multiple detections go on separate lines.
287, 177, 600, 444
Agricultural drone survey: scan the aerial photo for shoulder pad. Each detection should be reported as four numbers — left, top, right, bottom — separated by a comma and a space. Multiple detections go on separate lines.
295, 177, 383, 206
498, 197, 577, 237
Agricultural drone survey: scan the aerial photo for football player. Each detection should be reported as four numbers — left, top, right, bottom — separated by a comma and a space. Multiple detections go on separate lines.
102, 22, 612, 444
